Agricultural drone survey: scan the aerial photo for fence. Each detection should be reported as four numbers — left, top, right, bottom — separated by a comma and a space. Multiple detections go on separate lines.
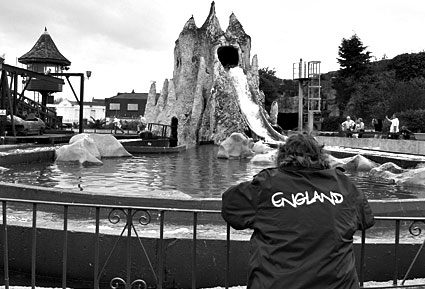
1, 183, 425, 289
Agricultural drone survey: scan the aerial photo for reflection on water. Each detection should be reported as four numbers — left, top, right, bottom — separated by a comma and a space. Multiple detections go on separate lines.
2, 145, 425, 200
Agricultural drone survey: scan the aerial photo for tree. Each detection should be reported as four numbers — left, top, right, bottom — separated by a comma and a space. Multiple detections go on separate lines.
54, 97, 63, 104
388, 52, 425, 81
334, 34, 372, 114
337, 34, 372, 79
88, 116, 106, 132
259, 67, 280, 112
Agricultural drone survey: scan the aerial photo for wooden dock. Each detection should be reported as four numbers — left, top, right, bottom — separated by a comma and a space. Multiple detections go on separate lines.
1, 133, 74, 145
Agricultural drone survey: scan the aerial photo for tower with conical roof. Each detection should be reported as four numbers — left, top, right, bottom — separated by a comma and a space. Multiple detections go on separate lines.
18, 27, 71, 105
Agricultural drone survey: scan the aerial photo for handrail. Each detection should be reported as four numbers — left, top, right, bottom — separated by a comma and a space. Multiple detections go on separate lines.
147, 123, 171, 138
1, 185, 425, 288
16, 92, 63, 128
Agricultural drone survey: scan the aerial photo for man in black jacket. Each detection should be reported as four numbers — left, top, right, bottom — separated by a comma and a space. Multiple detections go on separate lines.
221, 133, 375, 289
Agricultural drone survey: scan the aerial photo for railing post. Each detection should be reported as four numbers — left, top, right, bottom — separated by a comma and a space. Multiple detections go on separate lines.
192, 212, 198, 289
94, 207, 100, 289
31, 203, 37, 288
359, 229, 366, 287
393, 220, 400, 286
225, 223, 230, 289
158, 211, 165, 289
2, 201, 9, 289
62, 205, 68, 289
126, 208, 132, 288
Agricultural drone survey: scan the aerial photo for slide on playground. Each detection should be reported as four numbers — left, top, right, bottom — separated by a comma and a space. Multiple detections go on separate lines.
229, 67, 286, 142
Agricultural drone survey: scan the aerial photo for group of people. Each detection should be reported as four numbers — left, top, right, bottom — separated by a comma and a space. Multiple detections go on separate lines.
341, 113, 412, 140
112, 115, 147, 135
341, 116, 365, 138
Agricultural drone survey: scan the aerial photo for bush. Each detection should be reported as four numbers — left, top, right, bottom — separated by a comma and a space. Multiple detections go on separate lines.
88, 117, 106, 129
321, 116, 345, 131
398, 110, 425, 133
121, 119, 139, 131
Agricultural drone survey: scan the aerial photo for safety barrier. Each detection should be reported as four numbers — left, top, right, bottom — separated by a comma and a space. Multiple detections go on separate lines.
0, 183, 425, 288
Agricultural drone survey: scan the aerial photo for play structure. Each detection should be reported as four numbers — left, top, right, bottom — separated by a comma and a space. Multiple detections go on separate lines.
0, 28, 87, 138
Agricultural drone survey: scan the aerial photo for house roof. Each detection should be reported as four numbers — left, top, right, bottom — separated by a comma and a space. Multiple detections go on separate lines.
58, 98, 105, 107
108, 92, 151, 100
91, 98, 106, 105
70, 100, 105, 106
18, 27, 71, 66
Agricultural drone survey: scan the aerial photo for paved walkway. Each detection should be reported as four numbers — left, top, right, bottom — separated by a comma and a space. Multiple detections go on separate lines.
2, 279, 425, 289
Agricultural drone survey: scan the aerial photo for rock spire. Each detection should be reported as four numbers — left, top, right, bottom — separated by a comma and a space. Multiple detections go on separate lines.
145, 2, 276, 147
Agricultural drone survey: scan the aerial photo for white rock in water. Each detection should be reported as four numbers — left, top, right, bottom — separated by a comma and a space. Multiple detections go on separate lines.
55, 133, 131, 165
217, 132, 254, 159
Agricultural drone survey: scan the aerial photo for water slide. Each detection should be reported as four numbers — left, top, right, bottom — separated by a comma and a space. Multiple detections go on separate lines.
229, 67, 286, 142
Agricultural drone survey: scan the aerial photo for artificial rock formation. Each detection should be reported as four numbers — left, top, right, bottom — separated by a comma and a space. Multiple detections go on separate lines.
55, 133, 131, 165
145, 2, 272, 148
217, 132, 254, 159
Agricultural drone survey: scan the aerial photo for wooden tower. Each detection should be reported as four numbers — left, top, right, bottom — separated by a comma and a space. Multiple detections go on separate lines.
18, 27, 71, 109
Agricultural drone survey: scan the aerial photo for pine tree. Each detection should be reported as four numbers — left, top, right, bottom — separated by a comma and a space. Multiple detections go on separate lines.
334, 34, 372, 114
337, 34, 372, 79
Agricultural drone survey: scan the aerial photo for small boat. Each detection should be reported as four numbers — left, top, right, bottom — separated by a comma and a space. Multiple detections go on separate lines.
119, 122, 185, 154
120, 138, 186, 154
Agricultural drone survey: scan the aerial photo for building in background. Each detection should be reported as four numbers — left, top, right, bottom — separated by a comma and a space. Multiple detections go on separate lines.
48, 98, 105, 126
105, 91, 153, 120
49, 91, 155, 126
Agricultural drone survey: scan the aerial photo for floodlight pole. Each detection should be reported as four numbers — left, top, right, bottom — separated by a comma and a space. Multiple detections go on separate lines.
79, 74, 84, 134
295, 59, 307, 132
298, 80, 304, 133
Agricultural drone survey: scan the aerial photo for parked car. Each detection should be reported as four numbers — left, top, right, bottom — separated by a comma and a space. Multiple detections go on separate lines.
6, 115, 46, 136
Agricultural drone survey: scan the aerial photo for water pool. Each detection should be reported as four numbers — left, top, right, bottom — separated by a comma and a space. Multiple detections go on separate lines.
2, 144, 425, 200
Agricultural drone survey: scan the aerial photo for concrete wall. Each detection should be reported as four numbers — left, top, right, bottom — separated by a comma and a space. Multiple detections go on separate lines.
0, 150, 55, 166
2, 225, 425, 288
316, 136, 425, 155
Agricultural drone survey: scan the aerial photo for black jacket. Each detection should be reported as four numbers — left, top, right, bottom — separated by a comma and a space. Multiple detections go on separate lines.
221, 166, 375, 289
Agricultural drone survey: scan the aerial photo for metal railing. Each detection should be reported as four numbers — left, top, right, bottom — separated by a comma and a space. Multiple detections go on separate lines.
1, 187, 425, 288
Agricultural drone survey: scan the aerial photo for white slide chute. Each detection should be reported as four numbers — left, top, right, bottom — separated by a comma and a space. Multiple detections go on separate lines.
229, 67, 284, 142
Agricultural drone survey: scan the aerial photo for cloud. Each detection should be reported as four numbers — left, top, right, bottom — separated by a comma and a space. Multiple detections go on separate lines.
1, 0, 425, 99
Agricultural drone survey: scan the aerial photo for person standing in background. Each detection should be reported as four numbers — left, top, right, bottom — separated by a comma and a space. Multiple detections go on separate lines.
113, 116, 125, 134
341, 116, 356, 137
354, 118, 365, 138
386, 113, 399, 139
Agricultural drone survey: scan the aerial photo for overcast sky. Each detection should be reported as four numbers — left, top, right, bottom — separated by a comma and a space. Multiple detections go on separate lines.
1, 0, 424, 101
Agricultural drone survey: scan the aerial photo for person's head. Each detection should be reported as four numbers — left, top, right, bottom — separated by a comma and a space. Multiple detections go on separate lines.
276, 133, 330, 169
346, 116, 351, 121
358, 118, 363, 122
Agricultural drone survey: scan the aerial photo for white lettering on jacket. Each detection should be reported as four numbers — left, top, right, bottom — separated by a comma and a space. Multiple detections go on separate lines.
271, 191, 344, 208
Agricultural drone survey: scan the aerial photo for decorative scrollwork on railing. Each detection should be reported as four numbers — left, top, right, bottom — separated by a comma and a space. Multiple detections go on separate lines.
108, 209, 126, 224
107, 208, 151, 226
110, 277, 147, 289
135, 209, 151, 226
129, 279, 148, 289
110, 277, 125, 289
408, 220, 425, 237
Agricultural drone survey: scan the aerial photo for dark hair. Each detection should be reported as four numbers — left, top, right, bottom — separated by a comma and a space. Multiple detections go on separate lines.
276, 133, 330, 169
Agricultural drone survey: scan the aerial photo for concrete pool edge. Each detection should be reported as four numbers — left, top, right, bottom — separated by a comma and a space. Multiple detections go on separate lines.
0, 181, 424, 217
0, 148, 56, 166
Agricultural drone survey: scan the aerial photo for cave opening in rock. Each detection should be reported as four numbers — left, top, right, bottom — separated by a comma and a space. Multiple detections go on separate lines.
217, 46, 239, 68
